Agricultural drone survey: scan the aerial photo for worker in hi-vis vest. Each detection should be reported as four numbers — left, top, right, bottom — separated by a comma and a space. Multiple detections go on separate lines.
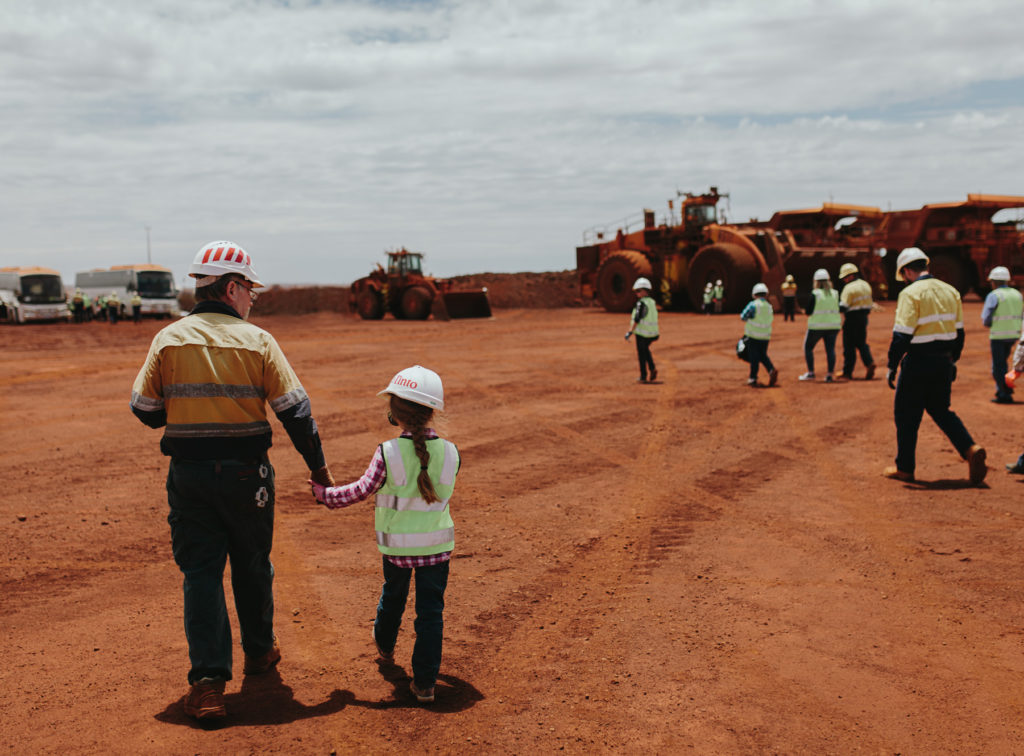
798, 268, 841, 383
739, 282, 778, 387
884, 247, 986, 485
311, 365, 459, 705
625, 277, 659, 383
980, 265, 1023, 404
780, 274, 797, 322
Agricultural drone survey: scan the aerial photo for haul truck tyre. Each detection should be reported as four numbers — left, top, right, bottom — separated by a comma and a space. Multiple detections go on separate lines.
357, 290, 385, 320
400, 286, 434, 320
927, 251, 973, 297
596, 251, 654, 313
687, 244, 759, 314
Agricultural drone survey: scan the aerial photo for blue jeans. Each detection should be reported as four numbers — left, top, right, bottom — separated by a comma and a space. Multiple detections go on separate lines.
893, 355, 974, 475
804, 329, 838, 374
374, 557, 449, 688
167, 457, 276, 683
990, 339, 1015, 400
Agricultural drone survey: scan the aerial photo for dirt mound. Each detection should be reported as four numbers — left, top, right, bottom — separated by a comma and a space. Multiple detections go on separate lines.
179, 270, 585, 316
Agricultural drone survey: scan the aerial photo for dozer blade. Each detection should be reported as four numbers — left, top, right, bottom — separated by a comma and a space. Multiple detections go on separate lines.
433, 289, 492, 319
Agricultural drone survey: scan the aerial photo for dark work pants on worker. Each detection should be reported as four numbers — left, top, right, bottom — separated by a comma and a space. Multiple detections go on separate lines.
635, 335, 657, 381
167, 457, 276, 683
990, 339, 1016, 401
893, 354, 974, 475
745, 337, 775, 380
842, 311, 874, 376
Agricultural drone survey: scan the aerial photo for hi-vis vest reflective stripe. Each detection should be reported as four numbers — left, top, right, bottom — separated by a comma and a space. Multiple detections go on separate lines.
375, 437, 458, 556
744, 299, 773, 340
893, 276, 963, 344
990, 286, 1023, 340
807, 288, 841, 330
841, 279, 873, 312
632, 296, 659, 338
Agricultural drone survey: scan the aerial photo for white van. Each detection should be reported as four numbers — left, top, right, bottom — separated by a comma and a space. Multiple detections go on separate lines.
0, 266, 72, 323
75, 264, 180, 318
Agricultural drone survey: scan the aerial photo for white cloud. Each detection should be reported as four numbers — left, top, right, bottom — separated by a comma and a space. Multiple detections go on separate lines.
0, 0, 1022, 286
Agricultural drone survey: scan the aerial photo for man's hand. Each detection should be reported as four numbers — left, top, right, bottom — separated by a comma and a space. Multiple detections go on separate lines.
887, 369, 897, 390
624, 331, 632, 341
310, 465, 334, 486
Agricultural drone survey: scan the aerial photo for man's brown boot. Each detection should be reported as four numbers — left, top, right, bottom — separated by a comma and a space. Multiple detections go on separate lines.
184, 678, 226, 720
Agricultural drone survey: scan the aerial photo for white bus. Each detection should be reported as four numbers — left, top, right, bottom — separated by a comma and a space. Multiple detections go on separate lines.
0, 266, 71, 323
75, 264, 180, 318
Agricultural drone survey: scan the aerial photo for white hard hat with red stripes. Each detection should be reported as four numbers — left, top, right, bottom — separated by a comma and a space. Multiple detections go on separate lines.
189, 241, 264, 288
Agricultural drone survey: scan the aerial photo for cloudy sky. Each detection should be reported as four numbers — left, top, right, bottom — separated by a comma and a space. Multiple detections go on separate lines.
2, 0, 1023, 287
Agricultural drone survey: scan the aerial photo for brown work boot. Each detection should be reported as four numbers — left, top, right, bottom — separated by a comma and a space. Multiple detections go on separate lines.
966, 445, 987, 485
184, 678, 226, 720
883, 466, 914, 482
768, 368, 778, 387
243, 638, 281, 675
864, 364, 876, 381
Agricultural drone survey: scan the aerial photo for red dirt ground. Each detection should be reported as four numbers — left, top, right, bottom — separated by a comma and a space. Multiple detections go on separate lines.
3, 298, 1024, 753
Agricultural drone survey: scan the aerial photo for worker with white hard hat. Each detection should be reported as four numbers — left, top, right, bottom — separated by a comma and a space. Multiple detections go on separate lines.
311, 365, 459, 705
884, 247, 986, 484
702, 282, 713, 315
739, 282, 778, 387
780, 274, 798, 322
106, 289, 121, 324
798, 268, 842, 382
838, 262, 877, 380
712, 279, 725, 313
980, 265, 1022, 403
130, 240, 335, 720
625, 277, 660, 383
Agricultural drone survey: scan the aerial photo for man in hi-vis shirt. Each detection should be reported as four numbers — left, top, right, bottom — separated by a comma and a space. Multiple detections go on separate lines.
884, 247, 986, 485
131, 241, 334, 721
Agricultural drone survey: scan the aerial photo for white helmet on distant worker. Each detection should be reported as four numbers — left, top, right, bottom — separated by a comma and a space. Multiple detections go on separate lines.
189, 240, 264, 288
813, 268, 830, 282
715, 279, 722, 286
633, 277, 652, 291
751, 283, 769, 297
838, 263, 859, 279
894, 247, 930, 281
378, 365, 444, 411
988, 266, 1011, 282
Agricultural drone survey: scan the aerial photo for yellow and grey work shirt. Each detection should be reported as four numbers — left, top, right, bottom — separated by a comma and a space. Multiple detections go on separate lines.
780, 282, 797, 298
840, 279, 873, 312
130, 300, 325, 467
888, 274, 965, 369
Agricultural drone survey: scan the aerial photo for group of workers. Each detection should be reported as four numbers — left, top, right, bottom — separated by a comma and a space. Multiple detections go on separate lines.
701, 280, 726, 314
627, 246, 1024, 486
71, 289, 143, 324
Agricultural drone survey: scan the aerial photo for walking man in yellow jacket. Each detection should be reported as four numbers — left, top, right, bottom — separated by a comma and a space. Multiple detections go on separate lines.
883, 247, 986, 484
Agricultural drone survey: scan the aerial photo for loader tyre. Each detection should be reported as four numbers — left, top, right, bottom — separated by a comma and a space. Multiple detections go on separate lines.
400, 286, 434, 320
596, 251, 654, 313
357, 290, 385, 320
687, 244, 759, 314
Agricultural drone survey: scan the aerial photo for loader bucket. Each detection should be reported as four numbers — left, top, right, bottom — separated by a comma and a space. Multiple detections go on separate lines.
432, 289, 492, 320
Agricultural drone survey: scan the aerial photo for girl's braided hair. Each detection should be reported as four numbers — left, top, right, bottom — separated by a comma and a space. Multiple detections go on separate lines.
389, 394, 440, 503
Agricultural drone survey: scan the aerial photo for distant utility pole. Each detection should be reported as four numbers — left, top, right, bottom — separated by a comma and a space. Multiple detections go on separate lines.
145, 226, 151, 263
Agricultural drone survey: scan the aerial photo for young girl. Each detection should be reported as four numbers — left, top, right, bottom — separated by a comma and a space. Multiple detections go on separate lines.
311, 365, 459, 704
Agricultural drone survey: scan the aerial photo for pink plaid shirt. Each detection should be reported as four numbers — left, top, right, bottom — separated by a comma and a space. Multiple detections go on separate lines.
312, 430, 451, 568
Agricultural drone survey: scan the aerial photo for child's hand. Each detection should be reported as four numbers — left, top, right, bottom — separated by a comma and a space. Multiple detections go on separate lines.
308, 479, 329, 506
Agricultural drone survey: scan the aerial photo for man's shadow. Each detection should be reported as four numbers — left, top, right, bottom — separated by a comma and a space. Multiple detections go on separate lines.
900, 479, 990, 491
154, 669, 352, 729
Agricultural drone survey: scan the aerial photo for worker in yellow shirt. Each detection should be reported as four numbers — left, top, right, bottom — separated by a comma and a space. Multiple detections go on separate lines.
780, 274, 797, 322
884, 247, 986, 484
838, 263, 877, 380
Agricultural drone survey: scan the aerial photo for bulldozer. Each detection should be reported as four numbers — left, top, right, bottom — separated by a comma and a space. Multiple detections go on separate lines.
348, 248, 492, 321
